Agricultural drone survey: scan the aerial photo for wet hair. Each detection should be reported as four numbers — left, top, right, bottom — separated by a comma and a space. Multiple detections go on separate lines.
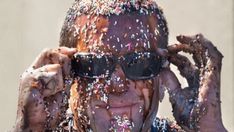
59, 0, 169, 49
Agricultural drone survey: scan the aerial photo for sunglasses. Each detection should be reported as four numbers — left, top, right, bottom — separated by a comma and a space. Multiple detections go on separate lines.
71, 51, 162, 80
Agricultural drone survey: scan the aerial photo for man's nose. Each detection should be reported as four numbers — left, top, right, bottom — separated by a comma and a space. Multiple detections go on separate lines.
109, 64, 128, 94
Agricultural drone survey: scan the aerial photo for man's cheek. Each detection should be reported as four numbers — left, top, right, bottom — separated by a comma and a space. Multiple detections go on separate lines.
92, 107, 111, 131
131, 103, 145, 131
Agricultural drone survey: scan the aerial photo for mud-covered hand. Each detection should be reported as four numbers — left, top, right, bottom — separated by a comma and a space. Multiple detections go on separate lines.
14, 47, 76, 131
159, 34, 227, 131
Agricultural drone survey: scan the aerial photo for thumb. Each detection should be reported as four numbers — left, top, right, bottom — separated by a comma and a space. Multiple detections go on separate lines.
158, 68, 181, 95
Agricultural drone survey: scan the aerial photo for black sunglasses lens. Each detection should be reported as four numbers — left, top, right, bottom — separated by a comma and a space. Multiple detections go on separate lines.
72, 54, 114, 78
123, 52, 162, 80
72, 52, 161, 80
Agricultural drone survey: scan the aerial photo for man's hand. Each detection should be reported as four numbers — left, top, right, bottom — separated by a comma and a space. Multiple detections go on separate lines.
159, 34, 227, 131
14, 47, 76, 131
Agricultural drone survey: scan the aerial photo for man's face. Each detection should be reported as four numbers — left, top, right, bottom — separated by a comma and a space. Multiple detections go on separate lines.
70, 12, 162, 131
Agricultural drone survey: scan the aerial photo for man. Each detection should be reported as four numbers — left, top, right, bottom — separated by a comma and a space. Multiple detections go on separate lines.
14, 0, 227, 131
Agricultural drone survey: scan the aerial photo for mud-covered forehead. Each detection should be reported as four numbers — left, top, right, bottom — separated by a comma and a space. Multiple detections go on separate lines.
74, 12, 163, 55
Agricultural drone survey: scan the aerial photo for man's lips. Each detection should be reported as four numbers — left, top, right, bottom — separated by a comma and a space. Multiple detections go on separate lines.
95, 100, 144, 109
97, 103, 136, 111
93, 100, 145, 118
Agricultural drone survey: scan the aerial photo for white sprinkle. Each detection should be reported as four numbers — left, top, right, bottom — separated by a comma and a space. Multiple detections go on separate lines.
117, 37, 120, 42
114, 21, 118, 26
154, 29, 159, 35
136, 19, 139, 23
144, 33, 148, 39
147, 41, 150, 48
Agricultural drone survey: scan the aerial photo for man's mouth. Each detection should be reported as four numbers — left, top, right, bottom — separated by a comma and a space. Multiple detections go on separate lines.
96, 103, 139, 117
88, 81, 152, 131
91, 100, 145, 131
96, 100, 143, 108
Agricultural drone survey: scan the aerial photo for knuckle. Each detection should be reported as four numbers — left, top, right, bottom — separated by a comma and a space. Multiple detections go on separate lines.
196, 33, 203, 38
58, 54, 66, 63
21, 69, 35, 81
42, 48, 52, 54
43, 48, 59, 58
20, 69, 41, 88
195, 33, 204, 43
204, 40, 223, 59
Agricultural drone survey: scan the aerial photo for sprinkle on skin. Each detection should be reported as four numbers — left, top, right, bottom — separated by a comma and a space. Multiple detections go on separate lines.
136, 19, 139, 23
154, 28, 159, 35
125, 43, 132, 51
102, 27, 108, 33
117, 37, 120, 42
121, 44, 123, 48
139, 106, 143, 113
131, 34, 136, 39
144, 42, 147, 47
144, 33, 148, 39
124, 33, 128, 38
136, 43, 139, 47
140, 22, 143, 27
147, 41, 151, 48
114, 21, 118, 26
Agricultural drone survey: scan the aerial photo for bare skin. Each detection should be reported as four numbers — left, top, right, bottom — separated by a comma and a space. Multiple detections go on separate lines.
14, 2, 226, 132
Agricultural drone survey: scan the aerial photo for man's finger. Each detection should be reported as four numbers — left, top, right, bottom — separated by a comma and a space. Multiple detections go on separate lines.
57, 47, 77, 56
30, 49, 72, 77
176, 34, 210, 67
168, 54, 200, 88
197, 35, 223, 63
167, 44, 194, 54
176, 34, 197, 44
31, 49, 65, 68
170, 35, 208, 68
167, 43, 203, 68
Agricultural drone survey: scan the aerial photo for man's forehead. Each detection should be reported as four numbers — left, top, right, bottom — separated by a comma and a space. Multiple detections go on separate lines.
74, 13, 160, 55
